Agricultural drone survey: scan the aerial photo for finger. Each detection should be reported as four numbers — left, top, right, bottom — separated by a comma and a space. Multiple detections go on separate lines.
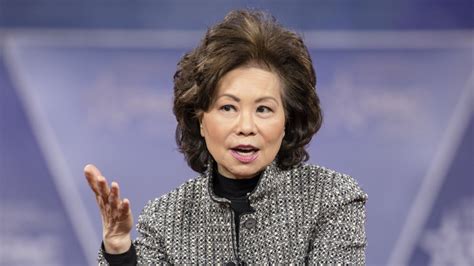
109, 182, 120, 210
84, 164, 102, 178
84, 164, 102, 195
97, 175, 111, 203
119, 198, 132, 219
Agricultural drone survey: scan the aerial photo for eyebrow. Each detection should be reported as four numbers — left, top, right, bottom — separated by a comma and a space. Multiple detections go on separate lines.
218, 93, 279, 105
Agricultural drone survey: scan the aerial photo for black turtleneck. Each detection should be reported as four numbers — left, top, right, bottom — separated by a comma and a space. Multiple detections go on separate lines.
212, 166, 262, 247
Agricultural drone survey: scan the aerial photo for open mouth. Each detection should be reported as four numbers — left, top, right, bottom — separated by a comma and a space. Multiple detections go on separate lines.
231, 147, 259, 155
230, 145, 260, 163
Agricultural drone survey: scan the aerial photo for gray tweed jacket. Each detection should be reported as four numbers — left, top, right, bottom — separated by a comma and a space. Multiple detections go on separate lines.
98, 160, 368, 265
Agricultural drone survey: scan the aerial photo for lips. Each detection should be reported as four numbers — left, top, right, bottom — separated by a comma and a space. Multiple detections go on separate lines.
230, 145, 259, 163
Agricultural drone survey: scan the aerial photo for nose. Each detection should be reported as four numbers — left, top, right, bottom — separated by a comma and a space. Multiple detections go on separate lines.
236, 111, 256, 136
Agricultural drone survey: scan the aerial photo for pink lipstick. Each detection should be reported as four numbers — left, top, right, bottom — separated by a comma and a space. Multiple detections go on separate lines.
230, 145, 259, 163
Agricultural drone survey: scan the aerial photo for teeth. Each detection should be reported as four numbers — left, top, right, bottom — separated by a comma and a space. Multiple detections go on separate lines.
234, 149, 256, 155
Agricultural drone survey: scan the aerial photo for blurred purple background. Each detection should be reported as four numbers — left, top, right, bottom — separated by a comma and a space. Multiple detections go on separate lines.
1, 1, 472, 265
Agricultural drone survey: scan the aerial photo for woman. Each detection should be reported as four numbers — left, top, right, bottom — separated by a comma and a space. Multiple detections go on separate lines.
85, 9, 368, 265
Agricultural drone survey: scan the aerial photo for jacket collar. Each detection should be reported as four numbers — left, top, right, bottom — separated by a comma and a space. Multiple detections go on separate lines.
204, 157, 283, 204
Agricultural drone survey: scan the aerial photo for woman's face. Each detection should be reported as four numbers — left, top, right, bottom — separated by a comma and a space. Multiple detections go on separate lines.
200, 66, 286, 179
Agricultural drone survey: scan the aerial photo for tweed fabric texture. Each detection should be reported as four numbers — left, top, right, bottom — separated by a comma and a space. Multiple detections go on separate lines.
98, 160, 368, 265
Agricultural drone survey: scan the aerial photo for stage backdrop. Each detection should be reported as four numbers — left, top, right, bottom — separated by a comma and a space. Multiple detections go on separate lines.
1, 1, 473, 265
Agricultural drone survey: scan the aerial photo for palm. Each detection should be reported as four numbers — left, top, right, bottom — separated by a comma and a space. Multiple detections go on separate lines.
84, 164, 133, 253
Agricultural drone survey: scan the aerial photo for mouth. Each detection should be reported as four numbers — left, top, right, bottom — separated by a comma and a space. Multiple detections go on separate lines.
230, 145, 260, 163
231, 145, 259, 154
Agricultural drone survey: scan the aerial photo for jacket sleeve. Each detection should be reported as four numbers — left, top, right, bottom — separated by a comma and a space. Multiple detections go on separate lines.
307, 171, 368, 264
97, 199, 171, 265
99, 241, 137, 266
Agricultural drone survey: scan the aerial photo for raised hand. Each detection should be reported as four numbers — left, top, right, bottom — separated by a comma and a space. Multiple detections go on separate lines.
84, 164, 134, 254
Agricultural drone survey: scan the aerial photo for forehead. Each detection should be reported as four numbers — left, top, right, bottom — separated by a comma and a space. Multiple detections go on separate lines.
214, 66, 283, 101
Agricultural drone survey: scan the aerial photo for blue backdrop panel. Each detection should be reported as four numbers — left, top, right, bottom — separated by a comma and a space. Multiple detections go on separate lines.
409, 114, 474, 265
0, 57, 88, 265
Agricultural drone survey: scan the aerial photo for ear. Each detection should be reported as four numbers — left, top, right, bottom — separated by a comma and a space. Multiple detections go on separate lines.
195, 110, 204, 138
200, 122, 205, 137
198, 113, 205, 137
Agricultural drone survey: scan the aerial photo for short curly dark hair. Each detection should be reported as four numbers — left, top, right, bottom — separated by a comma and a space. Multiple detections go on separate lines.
173, 9, 323, 173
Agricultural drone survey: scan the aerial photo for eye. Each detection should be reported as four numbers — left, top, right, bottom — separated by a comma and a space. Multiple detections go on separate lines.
219, 104, 236, 112
257, 106, 273, 113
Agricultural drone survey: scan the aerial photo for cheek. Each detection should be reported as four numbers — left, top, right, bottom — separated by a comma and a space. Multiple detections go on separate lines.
262, 120, 285, 146
202, 117, 229, 147
201, 114, 218, 137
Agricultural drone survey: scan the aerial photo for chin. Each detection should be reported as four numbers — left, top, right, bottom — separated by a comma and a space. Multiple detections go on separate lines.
230, 164, 265, 178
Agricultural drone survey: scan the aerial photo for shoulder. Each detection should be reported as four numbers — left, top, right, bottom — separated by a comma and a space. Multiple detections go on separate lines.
281, 163, 368, 223
314, 164, 367, 203
138, 174, 207, 220
282, 163, 368, 206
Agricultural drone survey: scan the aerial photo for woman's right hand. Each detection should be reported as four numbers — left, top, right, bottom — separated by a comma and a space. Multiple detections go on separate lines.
84, 164, 134, 254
